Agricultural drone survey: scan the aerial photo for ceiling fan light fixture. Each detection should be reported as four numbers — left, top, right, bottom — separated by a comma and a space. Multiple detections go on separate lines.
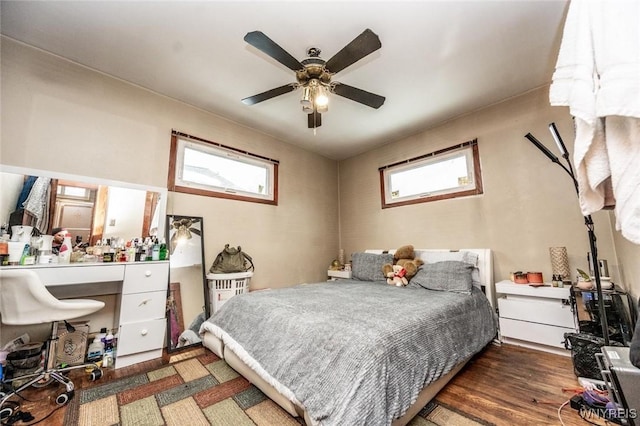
315, 85, 329, 109
300, 86, 312, 109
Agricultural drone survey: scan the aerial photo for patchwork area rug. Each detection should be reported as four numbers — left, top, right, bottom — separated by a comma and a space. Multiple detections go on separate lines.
64, 349, 487, 426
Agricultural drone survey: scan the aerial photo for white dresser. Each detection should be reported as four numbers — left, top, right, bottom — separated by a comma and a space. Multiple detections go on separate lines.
496, 280, 576, 356
115, 262, 169, 368
3, 261, 169, 369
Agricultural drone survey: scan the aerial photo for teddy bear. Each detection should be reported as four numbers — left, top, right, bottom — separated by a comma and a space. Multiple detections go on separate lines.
381, 244, 424, 284
386, 264, 409, 286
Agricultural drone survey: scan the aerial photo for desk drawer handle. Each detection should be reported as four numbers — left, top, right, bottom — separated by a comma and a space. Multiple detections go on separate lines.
145, 270, 152, 277
140, 329, 148, 336
138, 299, 150, 306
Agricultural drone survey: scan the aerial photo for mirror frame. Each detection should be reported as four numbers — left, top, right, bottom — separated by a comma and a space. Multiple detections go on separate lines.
165, 214, 208, 353
0, 164, 167, 241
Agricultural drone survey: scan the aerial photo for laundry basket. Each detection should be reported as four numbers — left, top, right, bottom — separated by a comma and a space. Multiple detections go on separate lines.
207, 271, 253, 314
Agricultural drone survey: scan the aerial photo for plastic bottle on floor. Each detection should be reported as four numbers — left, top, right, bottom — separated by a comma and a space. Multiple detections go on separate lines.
87, 337, 104, 362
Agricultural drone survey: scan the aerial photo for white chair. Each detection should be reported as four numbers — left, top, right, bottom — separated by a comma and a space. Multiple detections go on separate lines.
0, 269, 105, 419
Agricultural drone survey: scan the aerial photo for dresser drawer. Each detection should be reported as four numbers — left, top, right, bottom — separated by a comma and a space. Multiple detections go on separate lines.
499, 317, 573, 349
498, 295, 575, 328
119, 291, 166, 323
122, 262, 168, 294
117, 318, 166, 356
33, 264, 125, 286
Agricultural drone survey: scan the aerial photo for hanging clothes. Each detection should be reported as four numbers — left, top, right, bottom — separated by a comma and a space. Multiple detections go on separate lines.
549, 0, 640, 244
22, 176, 52, 232
15, 175, 37, 211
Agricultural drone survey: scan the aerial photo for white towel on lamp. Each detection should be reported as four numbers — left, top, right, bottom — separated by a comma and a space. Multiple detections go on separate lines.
573, 117, 615, 213
550, 0, 640, 244
606, 116, 640, 244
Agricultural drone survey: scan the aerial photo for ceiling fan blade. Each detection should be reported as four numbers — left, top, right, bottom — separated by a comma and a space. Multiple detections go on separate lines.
242, 84, 296, 105
332, 83, 385, 109
244, 31, 304, 71
308, 111, 322, 128
325, 29, 382, 74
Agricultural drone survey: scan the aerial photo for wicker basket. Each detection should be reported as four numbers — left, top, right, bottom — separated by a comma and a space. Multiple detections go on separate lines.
207, 271, 253, 314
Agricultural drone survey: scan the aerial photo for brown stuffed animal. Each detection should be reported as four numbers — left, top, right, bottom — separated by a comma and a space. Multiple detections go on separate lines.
381, 245, 424, 283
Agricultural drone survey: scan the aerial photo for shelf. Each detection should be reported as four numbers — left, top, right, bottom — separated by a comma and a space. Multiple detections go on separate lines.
571, 286, 627, 296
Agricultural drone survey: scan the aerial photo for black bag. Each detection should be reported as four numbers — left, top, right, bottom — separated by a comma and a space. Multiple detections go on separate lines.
209, 244, 254, 274
564, 332, 623, 380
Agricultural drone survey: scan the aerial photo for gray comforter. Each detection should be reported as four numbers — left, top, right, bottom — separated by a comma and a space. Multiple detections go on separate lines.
200, 280, 497, 426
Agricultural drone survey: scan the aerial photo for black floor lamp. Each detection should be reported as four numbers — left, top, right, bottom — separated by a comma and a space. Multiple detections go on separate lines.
524, 123, 610, 345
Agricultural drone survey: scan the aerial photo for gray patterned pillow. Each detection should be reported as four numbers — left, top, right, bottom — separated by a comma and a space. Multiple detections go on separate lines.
415, 250, 481, 288
351, 252, 394, 281
410, 260, 474, 294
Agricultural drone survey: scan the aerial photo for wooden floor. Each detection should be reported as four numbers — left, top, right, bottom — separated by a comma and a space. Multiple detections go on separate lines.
438, 343, 586, 425
2, 343, 587, 425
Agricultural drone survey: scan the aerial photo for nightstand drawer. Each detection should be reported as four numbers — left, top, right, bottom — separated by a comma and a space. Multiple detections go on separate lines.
119, 291, 166, 322
498, 296, 575, 328
499, 317, 573, 349
117, 319, 166, 356
327, 270, 352, 279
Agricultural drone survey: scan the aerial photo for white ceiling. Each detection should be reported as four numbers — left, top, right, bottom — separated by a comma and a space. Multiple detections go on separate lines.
0, 1, 569, 160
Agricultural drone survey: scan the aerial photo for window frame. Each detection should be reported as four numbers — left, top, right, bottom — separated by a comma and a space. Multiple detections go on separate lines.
168, 131, 279, 205
379, 139, 483, 209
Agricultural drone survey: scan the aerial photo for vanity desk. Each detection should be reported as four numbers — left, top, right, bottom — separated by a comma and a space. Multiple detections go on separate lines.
1, 261, 169, 369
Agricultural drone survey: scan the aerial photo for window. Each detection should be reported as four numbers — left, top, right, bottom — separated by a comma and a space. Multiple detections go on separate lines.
379, 139, 482, 208
56, 184, 93, 201
169, 131, 278, 205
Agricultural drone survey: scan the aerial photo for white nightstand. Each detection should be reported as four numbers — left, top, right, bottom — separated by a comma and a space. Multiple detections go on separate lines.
496, 280, 576, 356
327, 270, 352, 281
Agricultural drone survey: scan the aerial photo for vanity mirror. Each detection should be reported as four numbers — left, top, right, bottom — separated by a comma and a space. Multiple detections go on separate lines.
166, 215, 207, 352
0, 165, 166, 244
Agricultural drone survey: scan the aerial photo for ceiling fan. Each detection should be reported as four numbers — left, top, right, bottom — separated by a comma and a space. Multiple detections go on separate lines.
241, 29, 386, 129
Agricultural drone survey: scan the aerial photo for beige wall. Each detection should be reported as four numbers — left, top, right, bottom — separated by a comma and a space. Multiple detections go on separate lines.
0, 37, 340, 290
1, 36, 637, 347
338, 86, 639, 300
610, 214, 640, 304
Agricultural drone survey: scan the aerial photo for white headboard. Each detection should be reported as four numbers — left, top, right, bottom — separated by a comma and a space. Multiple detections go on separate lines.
364, 248, 496, 311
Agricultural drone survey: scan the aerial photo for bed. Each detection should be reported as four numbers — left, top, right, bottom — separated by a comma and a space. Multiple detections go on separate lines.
199, 248, 498, 426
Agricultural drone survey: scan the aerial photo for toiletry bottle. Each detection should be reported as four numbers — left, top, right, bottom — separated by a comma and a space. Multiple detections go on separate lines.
19, 243, 31, 265
94, 239, 103, 260
104, 330, 114, 354
59, 233, 72, 264
151, 240, 160, 261
144, 237, 153, 261
87, 337, 104, 362
159, 238, 168, 261
97, 328, 108, 346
